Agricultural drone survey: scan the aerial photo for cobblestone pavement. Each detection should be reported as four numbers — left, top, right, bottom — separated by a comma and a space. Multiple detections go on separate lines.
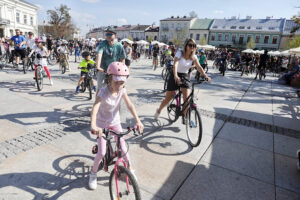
0, 56, 299, 200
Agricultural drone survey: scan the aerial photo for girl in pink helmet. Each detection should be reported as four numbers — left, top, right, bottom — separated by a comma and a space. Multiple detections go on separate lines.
89, 61, 144, 190
28, 38, 53, 85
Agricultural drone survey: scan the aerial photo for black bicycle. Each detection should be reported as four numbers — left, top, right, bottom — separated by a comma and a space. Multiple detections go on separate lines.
79, 64, 95, 100
92, 127, 141, 200
167, 78, 208, 147
195, 64, 208, 82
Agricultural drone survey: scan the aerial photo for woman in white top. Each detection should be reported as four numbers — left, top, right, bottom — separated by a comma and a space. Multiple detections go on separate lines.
154, 39, 211, 123
28, 38, 53, 85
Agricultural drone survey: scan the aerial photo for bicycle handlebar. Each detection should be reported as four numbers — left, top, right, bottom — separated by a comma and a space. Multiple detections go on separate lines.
91, 126, 142, 139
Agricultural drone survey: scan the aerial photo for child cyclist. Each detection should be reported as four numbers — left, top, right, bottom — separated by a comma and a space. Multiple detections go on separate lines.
89, 61, 144, 190
28, 38, 53, 85
76, 51, 96, 93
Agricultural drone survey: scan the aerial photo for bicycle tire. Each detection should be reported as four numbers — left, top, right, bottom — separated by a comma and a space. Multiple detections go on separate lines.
88, 79, 92, 100
241, 67, 244, 76
259, 71, 262, 80
161, 68, 166, 80
23, 61, 27, 74
36, 67, 43, 91
205, 65, 208, 73
109, 165, 141, 200
62, 62, 66, 74
186, 107, 202, 147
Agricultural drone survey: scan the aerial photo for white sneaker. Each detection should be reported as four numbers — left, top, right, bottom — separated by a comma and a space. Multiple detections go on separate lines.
50, 80, 53, 86
88, 172, 97, 190
130, 169, 138, 182
154, 109, 160, 120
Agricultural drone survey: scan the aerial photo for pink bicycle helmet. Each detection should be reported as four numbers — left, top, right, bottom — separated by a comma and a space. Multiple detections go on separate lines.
107, 62, 129, 76
35, 37, 42, 43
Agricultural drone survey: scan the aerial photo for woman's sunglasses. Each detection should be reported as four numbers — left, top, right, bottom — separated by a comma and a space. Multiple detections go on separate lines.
187, 43, 196, 48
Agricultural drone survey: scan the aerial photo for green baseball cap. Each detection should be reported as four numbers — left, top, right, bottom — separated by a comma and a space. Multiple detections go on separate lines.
105, 26, 116, 34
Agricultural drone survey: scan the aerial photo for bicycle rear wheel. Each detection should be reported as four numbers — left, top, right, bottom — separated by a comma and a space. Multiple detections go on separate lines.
80, 81, 86, 92
161, 68, 167, 80
186, 107, 202, 147
109, 166, 141, 200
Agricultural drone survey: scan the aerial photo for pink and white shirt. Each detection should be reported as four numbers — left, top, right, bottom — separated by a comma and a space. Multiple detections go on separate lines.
96, 86, 125, 127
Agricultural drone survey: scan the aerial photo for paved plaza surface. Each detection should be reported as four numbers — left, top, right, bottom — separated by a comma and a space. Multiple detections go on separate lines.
0, 56, 299, 200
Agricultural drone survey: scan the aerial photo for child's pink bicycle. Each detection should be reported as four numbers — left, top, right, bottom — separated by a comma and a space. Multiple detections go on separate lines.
92, 127, 141, 200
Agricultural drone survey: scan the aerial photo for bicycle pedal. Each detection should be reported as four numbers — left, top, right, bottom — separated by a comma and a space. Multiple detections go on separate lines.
92, 145, 98, 154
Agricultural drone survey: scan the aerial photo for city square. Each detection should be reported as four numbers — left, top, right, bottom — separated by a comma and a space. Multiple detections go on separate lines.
0, 0, 300, 200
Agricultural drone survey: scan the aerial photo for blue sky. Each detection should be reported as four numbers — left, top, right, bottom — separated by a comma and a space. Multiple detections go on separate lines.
28, 0, 300, 36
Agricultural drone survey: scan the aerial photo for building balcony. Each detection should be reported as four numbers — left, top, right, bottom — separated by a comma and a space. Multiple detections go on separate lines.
0, 18, 10, 25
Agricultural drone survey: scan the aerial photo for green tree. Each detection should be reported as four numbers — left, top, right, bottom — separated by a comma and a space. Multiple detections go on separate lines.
46, 4, 74, 38
147, 35, 153, 42
172, 37, 180, 46
246, 38, 256, 49
200, 37, 207, 45
128, 35, 133, 41
288, 35, 300, 48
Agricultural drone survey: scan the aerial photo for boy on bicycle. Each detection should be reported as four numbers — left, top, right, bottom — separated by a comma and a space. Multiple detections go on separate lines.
76, 51, 96, 93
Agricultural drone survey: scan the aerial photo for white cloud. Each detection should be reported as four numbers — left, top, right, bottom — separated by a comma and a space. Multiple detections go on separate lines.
213, 10, 224, 14
81, 0, 100, 3
70, 10, 97, 35
116, 18, 128, 25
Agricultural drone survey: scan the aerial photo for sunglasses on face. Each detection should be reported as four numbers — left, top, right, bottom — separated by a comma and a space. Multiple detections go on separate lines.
105, 33, 113, 37
187, 43, 196, 48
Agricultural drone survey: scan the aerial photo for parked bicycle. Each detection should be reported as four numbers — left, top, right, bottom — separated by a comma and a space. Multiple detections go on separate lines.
167, 78, 208, 147
91, 127, 142, 200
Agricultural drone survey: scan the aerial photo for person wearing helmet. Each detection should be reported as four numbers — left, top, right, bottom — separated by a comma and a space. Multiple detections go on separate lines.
89, 61, 144, 190
57, 40, 70, 71
28, 38, 53, 85
165, 50, 174, 68
123, 41, 132, 68
75, 51, 96, 93
95, 26, 126, 94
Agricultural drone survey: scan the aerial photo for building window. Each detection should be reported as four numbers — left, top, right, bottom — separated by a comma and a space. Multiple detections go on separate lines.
218, 33, 222, 41
213, 25, 218, 28
154, 36, 157, 40
190, 33, 193, 39
196, 34, 200, 40
146, 36, 148, 40
264, 35, 269, 44
272, 36, 278, 44
0, 7, 2, 18
230, 26, 236, 29
255, 35, 260, 43
204, 34, 207, 40
211, 34, 215, 41
16, 12, 20, 23
30, 16, 33, 25
256, 26, 262, 30
232, 34, 236, 42
171, 23, 174, 28
24, 15, 27, 24
239, 26, 245, 29
225, 34, 229, 41
239, 35, 244, 44
247, 35, 251, 43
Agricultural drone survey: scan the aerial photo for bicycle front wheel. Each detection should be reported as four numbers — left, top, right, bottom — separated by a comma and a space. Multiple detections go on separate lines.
109, 166, 141, 200
36, 67, 43, 91
88, 79, 92, 100
186, 107, 202, 147
167, 100, 179, 123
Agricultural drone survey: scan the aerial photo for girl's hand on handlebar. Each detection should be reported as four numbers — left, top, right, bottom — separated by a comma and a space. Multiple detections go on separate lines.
91, 125, 102, 137
205, 77, 211, 82
135, 122, 144, 135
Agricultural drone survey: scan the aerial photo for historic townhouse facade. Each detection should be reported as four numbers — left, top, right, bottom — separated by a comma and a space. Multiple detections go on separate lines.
159, 16, 197, 44
129, 25, 150, 41
0, 0, 38, 37
189, 19, 213, 44
208, 17, 285, 50
145, 26, 159, 42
